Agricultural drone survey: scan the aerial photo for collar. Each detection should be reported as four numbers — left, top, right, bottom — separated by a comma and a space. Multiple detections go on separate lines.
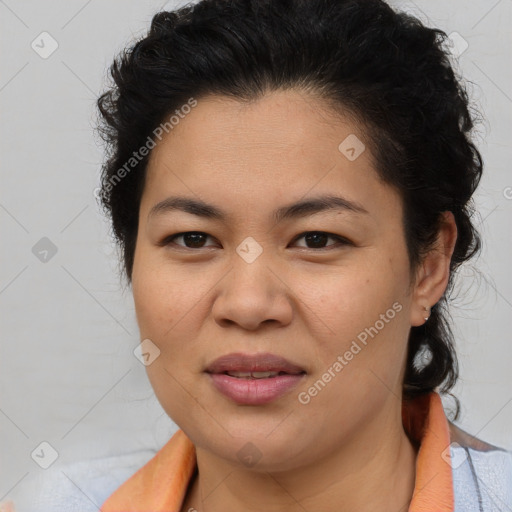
101, 392, 454, 511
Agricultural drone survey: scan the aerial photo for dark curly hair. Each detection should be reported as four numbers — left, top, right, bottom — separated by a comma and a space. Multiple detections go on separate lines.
96, 0, 483, 413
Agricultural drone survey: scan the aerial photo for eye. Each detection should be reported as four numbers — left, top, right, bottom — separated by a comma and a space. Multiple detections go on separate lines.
159, 230, 351, 250
290, 231, 351, 250
160, 231, 218, 249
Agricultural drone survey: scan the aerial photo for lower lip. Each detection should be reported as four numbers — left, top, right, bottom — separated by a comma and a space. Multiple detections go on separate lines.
208, 373, 306, 405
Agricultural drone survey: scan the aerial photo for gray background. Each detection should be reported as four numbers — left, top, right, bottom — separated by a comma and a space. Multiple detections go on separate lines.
1, 0, 511, 504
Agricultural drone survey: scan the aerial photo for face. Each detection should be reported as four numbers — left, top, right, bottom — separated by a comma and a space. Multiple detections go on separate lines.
131, 89, 418, 472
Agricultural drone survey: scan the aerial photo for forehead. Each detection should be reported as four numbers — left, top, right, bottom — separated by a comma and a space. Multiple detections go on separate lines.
142, 89, 401, 223
148, 89, 360, 165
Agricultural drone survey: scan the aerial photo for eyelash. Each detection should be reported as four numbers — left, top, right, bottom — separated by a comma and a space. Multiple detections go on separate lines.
159, 231, 352, 251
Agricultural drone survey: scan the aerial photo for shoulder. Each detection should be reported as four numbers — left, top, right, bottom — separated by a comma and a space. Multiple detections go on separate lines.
449, 423, 501, 452
448, 422, 512, 512
10, 449, 157, 512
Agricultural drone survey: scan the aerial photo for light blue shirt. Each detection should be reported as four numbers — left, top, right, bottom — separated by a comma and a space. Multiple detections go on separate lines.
6, 444, 512, 511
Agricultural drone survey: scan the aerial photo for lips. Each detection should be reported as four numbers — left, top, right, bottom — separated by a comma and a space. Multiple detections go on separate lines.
205, 352, 307, 405
205, 352, 306, 376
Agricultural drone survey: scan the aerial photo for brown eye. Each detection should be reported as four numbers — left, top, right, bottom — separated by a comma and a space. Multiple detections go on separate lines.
160, 230, 351, 251
161, 231, 217, 249
291, 231, 351, 249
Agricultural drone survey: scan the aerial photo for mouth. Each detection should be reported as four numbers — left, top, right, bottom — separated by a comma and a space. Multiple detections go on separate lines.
205, 351, 306, 375
205, 352, 307, 405
220, 370, 303, 379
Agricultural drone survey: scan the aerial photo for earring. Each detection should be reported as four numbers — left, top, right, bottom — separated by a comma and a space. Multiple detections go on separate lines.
423, 305, 430, 321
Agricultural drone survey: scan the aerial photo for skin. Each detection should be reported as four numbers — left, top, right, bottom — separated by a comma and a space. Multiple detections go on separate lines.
131, 89, 458, 512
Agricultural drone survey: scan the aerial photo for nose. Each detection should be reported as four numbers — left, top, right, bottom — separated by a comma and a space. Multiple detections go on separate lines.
212, 251, 294, 331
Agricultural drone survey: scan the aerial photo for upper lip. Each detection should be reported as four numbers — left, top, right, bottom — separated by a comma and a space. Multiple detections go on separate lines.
205, 352, 306, 374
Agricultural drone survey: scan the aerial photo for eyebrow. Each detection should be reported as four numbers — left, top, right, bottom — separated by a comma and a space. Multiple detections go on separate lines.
147, 194, 369, 224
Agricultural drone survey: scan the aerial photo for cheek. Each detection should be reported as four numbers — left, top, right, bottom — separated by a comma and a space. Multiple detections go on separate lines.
132, 272, 168, 340
306, 258, 405, 333
131, 254, 215, 404
132, 254, 206, 341
303, 256, 410, 382
132, 261, 206, 425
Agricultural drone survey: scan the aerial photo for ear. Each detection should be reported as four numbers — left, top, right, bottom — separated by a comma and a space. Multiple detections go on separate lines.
410, 211, 458, 327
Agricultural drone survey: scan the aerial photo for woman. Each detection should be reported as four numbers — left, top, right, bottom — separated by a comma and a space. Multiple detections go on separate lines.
93, 0, 512, 510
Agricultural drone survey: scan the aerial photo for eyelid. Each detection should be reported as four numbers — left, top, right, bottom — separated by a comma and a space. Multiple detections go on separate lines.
159, 231, 352, 250
158, 231, 218, 248
290, 231, 352, 248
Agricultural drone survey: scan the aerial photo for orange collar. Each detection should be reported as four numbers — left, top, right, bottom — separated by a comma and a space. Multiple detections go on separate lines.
402, 392, 454, 511
101, 392, 454, 511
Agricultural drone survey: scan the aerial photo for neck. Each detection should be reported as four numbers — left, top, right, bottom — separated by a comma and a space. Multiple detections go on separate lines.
182, 399, 417, 512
